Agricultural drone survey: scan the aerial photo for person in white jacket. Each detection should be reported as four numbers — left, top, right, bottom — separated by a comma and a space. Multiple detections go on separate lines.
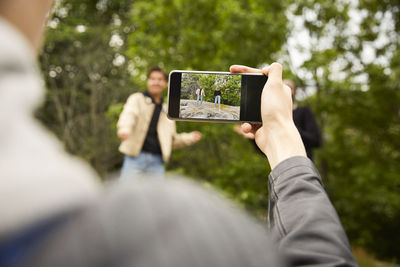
195, 85, 205, 106
117, 67, 201, 179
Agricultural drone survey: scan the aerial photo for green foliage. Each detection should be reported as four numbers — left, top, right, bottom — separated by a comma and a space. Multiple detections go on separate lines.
38, 0, 136, 175
221, 75, 242, 106
292, 0, 400, 260
354, 248, 398, 267
198, 74, 218, 103
128, 0, 288, 76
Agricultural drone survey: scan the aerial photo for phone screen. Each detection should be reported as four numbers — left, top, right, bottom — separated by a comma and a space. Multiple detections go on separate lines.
168, 71, 267, 123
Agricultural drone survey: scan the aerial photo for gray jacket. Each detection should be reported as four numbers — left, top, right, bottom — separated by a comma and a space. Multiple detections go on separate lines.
269, 156, 357, 266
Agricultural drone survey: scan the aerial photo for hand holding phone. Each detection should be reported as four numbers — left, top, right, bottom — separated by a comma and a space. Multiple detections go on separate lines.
231, 63, 306, 169
168, 63, 306, 168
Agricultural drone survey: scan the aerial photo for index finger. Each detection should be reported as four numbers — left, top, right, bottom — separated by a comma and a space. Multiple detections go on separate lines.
230, 65, 265, 74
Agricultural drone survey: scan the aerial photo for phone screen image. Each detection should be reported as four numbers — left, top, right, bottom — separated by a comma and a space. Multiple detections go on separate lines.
180, 72, 241, 121
168, 71, 267, 123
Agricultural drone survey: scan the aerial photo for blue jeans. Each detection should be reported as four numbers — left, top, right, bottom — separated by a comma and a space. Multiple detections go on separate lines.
120, 152, 164, 180
197, 95, 203, 106
214, 95, 221, 108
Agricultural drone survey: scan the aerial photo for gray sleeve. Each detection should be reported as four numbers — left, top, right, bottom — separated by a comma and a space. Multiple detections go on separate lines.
268, 156, 358, 267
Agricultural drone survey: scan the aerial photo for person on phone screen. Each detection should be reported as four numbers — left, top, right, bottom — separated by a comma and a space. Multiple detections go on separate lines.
196, 85, 205, 106
0, 1, 357, 265
214, 86, 221, 110
117, 67, 201, 179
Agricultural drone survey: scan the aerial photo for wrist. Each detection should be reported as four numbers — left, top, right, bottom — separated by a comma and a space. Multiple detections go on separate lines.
262, 122, 306, 169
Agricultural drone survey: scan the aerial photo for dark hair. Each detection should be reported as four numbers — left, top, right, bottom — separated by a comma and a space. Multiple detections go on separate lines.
147, 66, 168, 81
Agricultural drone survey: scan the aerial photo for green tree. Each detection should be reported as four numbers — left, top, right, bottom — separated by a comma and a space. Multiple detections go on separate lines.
290, 0, 400, 260
181, 73, 200, 99
38, 0, 136, 175
198, 74, 217, 102
220, 75, 242, 106
128, 0, 288, 76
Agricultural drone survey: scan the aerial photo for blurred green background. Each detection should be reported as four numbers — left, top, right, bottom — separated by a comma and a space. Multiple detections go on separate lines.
37, 0, 400, 265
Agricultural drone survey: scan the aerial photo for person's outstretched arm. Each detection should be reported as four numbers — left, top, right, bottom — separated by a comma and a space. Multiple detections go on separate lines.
170, 120, 202, 150
231, 63, 358, 267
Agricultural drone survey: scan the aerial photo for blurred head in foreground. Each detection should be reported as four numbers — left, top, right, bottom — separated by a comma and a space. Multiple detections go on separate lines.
0, 0, 54, 54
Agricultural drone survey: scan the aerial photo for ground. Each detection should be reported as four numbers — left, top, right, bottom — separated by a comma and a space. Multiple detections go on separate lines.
180, 100, 240, 120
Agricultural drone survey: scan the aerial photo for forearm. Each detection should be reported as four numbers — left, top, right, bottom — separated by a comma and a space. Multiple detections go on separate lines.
172, 132, 196, 149
268, 157, 358, 267
263, 122, 306, 169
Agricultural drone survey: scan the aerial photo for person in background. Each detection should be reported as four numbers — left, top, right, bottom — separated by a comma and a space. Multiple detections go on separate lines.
284, 79, 321, 160
0, 0, 357, 265
195, 84, 205, 106
214, 86, 221, 110
117, 67, 201, 179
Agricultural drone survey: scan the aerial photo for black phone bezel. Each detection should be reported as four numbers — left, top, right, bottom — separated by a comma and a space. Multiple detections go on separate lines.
168, 71, 181, 119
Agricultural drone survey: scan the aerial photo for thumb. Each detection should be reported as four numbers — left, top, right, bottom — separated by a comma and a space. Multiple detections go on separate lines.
265, 63, 283, 87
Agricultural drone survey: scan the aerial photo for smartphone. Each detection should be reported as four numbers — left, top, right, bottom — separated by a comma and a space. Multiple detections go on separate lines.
168, 70, 267, 123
